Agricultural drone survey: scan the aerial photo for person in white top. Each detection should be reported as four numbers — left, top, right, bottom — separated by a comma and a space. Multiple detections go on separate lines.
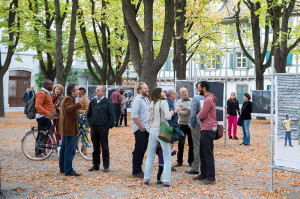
143, 87, 174, 189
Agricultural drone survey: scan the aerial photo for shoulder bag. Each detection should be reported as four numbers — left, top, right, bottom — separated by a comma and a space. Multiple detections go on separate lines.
158, 101, 174, 143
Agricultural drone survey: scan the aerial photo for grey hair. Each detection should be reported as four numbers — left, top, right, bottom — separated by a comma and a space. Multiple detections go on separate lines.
166, 89, 174, 97
115, 86, 120, 91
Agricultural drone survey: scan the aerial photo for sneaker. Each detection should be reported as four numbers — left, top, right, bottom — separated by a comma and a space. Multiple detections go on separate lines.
163, 183, 170, 189
229, 136, 233, 139
143, 180, 149, 186
157, 180, 163, 184
171, 167, 176, 172
233, 137, 239, 140
201, 179, 216, 185
193, 175, 206, 181
290, 145, 294, 147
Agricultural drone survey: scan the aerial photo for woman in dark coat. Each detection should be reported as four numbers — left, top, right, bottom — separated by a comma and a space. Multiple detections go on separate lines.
240, 93, 253, 146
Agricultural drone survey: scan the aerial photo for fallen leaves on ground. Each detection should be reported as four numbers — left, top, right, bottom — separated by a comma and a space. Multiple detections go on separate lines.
0, 112, 299, 198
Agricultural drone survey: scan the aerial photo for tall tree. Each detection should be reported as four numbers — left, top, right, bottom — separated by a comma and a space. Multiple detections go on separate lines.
173, 0, 222, 80
269, 0, 300, 73
122, 0, 174, 90
23, 0, 56, 81
234, 0, 273, 90
54, 0, 78, 86
0, 0, 20, 117
77, 0, 130, 85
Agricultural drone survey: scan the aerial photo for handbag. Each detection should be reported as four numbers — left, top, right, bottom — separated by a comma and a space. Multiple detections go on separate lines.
237, 116, 243, 126
215, 124, 224, 140
157, 101, 174, 143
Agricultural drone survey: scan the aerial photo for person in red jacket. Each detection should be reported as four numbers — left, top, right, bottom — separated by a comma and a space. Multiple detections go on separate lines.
194, 81, 217, 185
35, 79, 54, 157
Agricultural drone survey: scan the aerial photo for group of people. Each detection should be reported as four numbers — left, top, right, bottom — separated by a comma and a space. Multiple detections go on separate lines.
23, 87, 35, 103
33, 79, 253, 187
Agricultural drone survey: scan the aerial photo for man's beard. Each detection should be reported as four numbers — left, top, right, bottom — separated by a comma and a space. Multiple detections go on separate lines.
200, 90, 204, 96
142, 91, 148, 96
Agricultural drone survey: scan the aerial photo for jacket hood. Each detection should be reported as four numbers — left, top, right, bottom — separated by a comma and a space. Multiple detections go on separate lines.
205, 93, 217, 102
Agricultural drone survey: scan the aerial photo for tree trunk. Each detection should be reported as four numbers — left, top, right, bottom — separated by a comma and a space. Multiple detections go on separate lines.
255, 65, 264, 90
0, 77, 4, 117
54, 0, 64, 85
139, 68, 159, 92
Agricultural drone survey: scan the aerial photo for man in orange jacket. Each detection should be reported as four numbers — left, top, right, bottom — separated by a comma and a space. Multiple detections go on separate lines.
35, 79, 54, 157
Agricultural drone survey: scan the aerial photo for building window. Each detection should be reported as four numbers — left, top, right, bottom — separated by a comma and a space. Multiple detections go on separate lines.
236, 85, 248, 104
236, 52, 247, 68
200, 55, 221, 70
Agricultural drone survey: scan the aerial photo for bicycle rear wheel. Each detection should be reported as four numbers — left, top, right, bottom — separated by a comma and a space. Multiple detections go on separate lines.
21, 129, 55, 160
77, 130, 93, 161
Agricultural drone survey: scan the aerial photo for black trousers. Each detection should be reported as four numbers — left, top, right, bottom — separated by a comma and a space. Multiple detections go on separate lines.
177, 124, 194, 164
157, 165, 163, 181
91, 126, 110, 169
113, 103, 121, 127
35, 117, 52, 155
200, 130, 216, 180
119, 109, 127, 126
132, 129, 149, 174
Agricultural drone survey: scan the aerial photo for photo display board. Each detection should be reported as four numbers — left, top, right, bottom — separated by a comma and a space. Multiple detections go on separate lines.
208, 82, 224, 123
275, 75, 300, 170
251, 90, 271, 116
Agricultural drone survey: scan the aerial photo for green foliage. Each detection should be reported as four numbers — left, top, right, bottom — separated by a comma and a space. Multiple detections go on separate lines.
33, 72, 44, 89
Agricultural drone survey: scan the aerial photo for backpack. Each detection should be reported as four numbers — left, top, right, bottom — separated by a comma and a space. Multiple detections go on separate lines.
24, 90, 47, 119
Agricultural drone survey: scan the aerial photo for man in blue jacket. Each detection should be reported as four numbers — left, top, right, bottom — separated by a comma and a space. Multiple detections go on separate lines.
187, 82, 205, 175
165, 89, 180, 127
87, 85, 115, 172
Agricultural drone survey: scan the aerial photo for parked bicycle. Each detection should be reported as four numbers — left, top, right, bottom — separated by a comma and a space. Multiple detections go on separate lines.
21, 114, 93, 161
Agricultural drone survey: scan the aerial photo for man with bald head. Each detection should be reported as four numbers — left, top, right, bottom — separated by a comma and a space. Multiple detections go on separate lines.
87, 85, 115, 172
174, 87, 194, 167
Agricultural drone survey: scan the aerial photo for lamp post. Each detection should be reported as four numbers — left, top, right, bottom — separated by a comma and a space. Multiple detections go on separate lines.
127, 69, 129, 86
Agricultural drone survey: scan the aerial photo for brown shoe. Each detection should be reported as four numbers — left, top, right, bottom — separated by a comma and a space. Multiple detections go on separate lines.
173, 162, 182, 167
81, 147, 87, 155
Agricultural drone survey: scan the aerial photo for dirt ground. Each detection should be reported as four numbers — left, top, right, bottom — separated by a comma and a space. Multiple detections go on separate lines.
0, 112, 299, 198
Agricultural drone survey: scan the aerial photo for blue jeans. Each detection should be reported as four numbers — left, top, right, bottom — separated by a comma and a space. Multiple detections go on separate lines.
242, 120, 251, 145
144, 130, 172, 183
59, 136, 77, 175
284, 131, 292, 146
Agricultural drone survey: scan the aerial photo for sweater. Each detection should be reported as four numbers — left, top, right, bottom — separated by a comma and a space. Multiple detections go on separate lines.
197, 93, 218, 131
87, 98, 115, 129
176, 98, 192, 125
148, 100, 172, 131
110, 91, 122, 104
227, 99, 240, 116
35, 90, 53, 117
240, 101, 253, 120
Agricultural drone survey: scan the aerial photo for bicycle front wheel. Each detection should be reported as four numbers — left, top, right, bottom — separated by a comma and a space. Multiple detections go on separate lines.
77, 130, 93, 161
21, 129, 54, 161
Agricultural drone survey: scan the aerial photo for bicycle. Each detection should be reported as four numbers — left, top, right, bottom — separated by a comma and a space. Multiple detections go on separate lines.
21, 114, 93, 161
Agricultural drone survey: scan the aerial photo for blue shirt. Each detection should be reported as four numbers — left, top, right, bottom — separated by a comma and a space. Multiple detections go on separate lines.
166, 97, 178, 127
189, 94, 205, 128
131, 94, 150, 133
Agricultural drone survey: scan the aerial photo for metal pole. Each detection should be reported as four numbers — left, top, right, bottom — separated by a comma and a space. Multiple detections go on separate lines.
224, 50, 228, 147
270, 56, 275, 193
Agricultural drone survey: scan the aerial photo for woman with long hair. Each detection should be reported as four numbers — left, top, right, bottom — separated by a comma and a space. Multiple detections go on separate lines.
240, 93, 253, 146
227, 92, 240, 140
52, 84, 64, 144
143, 87, 174, 189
